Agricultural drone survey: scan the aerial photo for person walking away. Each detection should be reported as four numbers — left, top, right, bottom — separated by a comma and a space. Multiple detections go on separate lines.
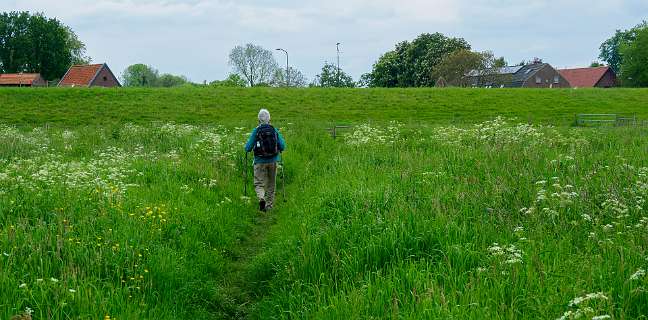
245, 109, 286, 212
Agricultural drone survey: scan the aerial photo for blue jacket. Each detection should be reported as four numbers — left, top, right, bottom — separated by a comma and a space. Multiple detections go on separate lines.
245, 125, 286, 164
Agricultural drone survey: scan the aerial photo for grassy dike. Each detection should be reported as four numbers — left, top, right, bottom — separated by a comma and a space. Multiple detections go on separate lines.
1, 87, 647, 126
1, 88, 648, 319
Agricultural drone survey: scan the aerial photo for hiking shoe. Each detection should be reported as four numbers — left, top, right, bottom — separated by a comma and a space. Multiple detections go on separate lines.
259, 199, 266, 212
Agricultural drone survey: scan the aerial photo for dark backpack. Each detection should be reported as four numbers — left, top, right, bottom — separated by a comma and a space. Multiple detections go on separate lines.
254, 124, 279, 158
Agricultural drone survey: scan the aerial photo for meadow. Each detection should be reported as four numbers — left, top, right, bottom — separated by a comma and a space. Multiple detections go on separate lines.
1, 87, 647, 319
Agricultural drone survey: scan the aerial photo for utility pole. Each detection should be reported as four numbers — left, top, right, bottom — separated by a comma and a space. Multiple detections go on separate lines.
276, 48, 289, 87
336, 43, 341, 87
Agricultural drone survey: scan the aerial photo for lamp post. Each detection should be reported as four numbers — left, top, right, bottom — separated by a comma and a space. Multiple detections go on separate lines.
276, 48, 289, 87
336, 43, 341, 87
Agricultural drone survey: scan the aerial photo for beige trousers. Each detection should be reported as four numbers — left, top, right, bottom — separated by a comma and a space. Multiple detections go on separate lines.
254, 163, 277, 208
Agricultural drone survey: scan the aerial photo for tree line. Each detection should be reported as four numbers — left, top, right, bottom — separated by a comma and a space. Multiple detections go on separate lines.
0, 11, 89, 81
1, 11, 647, 87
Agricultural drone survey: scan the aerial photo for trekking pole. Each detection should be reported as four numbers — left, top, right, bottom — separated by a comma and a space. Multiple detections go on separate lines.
281, 158, 286, 203
244, 151, 248, 197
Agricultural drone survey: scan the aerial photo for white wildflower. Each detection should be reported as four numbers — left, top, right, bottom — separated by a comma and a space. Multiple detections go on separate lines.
630, 268, 645, 280
568, 292, 608, 307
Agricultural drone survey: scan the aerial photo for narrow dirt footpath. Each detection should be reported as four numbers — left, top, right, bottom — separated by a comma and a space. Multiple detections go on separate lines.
217, 206, 278, 319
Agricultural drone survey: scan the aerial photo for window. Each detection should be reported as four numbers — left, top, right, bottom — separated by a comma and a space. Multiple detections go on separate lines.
553, 75, 559, 84
103, 76, 108, 81
535, 76, 542, 84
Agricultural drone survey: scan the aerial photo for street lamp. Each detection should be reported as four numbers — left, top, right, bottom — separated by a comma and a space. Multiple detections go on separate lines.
336, 43, 341, 87
276, 48, 289, 87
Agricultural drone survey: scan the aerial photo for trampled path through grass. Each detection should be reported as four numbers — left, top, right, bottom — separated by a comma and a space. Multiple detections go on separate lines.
216, 165, 290, 319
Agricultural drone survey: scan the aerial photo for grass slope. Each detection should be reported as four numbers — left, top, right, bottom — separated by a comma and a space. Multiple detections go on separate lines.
0, 87, 647, 126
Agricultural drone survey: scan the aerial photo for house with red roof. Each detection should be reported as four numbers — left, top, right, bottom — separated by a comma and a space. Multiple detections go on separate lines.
58, 63, 121, 87
558, 66, 617, 88
0, 73, 47, 87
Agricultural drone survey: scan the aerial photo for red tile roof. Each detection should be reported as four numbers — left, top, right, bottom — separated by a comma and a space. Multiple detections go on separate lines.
0, 73, 42, 85
558, 66, 611, 88
58, 64, 104, 86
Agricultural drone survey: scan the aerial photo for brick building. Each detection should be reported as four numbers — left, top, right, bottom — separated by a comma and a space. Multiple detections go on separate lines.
58, 64, 121, 87
0, 73, 47, 87
467, 63, 570, 88
558, 66, 617, 88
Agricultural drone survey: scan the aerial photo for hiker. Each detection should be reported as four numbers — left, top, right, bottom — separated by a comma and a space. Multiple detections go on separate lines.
245, 109, 286, 212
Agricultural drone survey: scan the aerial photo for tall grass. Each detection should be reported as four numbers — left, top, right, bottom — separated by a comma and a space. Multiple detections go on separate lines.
1, 113, 647, 318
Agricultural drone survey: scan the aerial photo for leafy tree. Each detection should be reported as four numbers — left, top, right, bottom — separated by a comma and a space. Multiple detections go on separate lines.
311, 62, 355, 88
367, 33, 470, 87
358, 73, 374, 88
590, 61, 604, 67
270, 67, 307, 87
599, 21, 648, 73
158, 73, 187, 87
121, 64, 159, 87
0, 11, 89, 80
228, 43, 277, 87
493, 57, 507, 68
210, 74, 247, 87
620, 26, 648, 87
65, 26, 91, 65
432, 50, 484, 86
432, 50, 505, 87
367, 50, 399, 87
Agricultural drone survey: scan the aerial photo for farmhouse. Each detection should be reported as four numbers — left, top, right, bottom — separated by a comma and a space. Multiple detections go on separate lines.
467, 63, 570, 88
58, 63, 121, 87
0, 73, 46, 87
558, 66, 617, 88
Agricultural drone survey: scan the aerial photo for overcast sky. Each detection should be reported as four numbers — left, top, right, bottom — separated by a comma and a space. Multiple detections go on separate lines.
5, 0, 647, 83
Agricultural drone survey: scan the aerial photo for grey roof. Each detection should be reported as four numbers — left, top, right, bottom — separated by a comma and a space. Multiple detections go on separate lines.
509, 63, 548, 87
465, 63, 554, 88
466, 65, 523, 77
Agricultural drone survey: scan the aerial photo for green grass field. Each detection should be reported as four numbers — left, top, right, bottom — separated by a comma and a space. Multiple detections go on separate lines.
1, 87, 647, 126
1, 88, 648, 319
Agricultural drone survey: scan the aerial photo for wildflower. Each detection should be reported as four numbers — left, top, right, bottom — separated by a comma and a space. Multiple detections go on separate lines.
50, 277, 59, 283
630, 268, 645, 280
69, 288, 76, 293
592, 316, 611, 320
25, 307, 33, 315
568, 292, 608, 307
